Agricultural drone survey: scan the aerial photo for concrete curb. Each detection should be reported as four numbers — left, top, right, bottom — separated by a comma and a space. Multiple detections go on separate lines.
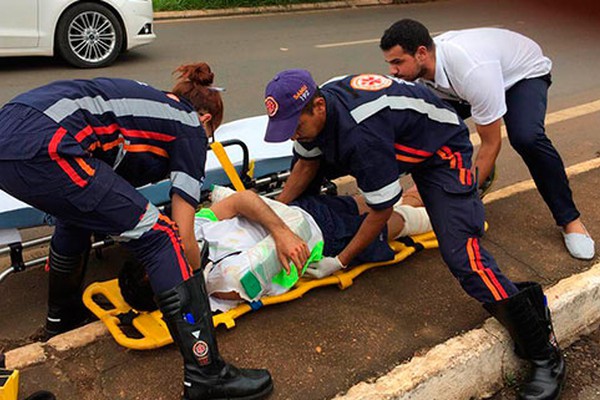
4, 321, 108, 370
334, 262, 600, 400
154, 0, 397, 20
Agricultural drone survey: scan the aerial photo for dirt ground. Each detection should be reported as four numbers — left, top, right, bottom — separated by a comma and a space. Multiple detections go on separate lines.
488, 323, 600, 400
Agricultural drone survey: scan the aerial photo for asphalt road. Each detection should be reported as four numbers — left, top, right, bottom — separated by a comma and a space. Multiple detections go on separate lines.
1, 0, 600, 399
1, 0, 600, 121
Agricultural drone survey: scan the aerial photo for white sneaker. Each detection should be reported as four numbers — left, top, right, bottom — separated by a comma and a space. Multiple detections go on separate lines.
562, 230, 595, 260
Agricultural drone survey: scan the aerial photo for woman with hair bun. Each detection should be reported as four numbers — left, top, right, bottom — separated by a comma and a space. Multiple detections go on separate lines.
0, 62, 296, 399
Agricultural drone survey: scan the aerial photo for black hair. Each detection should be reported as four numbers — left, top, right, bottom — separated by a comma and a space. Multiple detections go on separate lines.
301, 88, 323, 115
380, 19, 434, 55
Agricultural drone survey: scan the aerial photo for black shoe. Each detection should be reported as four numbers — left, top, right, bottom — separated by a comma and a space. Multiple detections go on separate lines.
183, 363, 272, 400
484, 282, 565, 400
517, 355, 565, 400
44, 304, 93, 338
157, 265, 273, 400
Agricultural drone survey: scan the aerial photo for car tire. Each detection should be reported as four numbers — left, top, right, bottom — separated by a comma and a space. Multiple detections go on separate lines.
55, 2, 124, 68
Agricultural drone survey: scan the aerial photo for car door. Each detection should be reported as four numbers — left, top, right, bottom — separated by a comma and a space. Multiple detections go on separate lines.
0, 0, 39, 48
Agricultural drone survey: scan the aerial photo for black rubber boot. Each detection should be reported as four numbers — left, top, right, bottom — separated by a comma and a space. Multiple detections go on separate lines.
156, 272, 273, 400
45, 245, 91, 337
484, 282, 566, 400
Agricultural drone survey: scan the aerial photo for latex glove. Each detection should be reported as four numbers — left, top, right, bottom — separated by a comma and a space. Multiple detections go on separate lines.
305, 256, 345, 279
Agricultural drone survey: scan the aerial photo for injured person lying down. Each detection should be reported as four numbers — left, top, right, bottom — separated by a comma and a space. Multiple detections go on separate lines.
119, 186, 432, 313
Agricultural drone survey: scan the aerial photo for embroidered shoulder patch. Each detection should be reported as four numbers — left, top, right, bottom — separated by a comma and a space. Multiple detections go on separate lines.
350, 74, 392, 91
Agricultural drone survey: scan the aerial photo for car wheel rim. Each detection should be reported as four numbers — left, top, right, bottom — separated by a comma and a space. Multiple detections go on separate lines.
68, 11, 116, 64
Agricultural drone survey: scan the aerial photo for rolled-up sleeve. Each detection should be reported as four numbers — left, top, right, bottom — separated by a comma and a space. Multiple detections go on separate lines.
293, 141, 322, 160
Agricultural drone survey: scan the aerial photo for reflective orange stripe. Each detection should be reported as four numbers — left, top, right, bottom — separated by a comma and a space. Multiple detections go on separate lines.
87, 141, 100, 151
77, 124, 175, 150
102, 138, 125, 151
396, 154, 426, 163
48, 128, 88, 188
466, 238, 501, 301
74, 125, 94, 142
394, 143, 433, 157
121, 128, 176, 142
158, 213, 176, 225
459, 168, 466, 185
440, 146, 452, 156
455, 151, 464, 169
93, 124, 120, 135
436, 147, 457, 169
124, 144, 169, 158
472, 238, 508, 299
435, 149, 448, 160
154, 215, 191, 280
75, 158, 96, 177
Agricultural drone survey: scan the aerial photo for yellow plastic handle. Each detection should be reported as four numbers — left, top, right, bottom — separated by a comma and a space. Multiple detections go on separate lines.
210, 142, 246, 192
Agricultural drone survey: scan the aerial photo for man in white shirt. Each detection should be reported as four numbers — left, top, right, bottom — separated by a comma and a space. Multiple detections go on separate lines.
379, 20, 572, 400
380, 19, 594, 262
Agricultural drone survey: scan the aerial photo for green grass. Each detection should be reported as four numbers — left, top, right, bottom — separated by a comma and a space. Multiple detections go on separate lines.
154, 0, 329, 12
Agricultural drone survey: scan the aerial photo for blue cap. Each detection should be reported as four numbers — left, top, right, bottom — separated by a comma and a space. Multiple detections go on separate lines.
264, 69, 317, 143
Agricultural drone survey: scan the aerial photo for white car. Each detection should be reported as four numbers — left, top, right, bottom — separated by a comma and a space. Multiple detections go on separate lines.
0, 0, 156, 68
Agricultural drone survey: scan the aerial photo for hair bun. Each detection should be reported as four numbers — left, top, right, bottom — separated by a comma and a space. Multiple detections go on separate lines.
174, 62, 214, 86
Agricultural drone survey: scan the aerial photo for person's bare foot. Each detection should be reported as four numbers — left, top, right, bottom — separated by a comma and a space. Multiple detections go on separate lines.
563, 218, 588, 234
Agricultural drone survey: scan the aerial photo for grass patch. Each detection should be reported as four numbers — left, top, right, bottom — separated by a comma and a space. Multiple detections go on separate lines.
154, 0, 330, 12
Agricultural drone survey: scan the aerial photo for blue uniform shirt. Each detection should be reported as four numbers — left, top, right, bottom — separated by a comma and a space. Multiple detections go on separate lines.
293, 74, 469, 210
2, 78, 206, 208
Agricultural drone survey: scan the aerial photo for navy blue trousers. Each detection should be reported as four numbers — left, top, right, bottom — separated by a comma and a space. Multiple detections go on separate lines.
291, 195, 395, 265
504, 76, 579, 226
413, 135, 518, 304
449, 76, 579, 226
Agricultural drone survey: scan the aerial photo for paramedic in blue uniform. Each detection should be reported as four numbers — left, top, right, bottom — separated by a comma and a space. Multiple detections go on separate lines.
0, 63, 298, 400
264, 69, 565, 400
380, 19, 594, 261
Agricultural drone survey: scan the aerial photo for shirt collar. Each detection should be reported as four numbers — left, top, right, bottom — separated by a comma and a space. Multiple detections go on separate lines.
421, 43, 451, 90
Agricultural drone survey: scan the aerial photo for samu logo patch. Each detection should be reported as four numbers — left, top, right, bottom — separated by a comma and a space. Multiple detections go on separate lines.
265, 96, 279, 117
192, 340, 210, 365
350, 74, 392, 91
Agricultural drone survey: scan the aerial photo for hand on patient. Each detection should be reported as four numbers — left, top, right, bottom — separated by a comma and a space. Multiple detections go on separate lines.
273, 229, 310, 275
305, 256, 345, 279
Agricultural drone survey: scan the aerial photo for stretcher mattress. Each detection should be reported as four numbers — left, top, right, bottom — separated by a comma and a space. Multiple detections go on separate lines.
0, 115, 291, 231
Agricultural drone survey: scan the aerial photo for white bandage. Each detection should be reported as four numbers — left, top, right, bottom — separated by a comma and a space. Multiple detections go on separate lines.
393, 203, 432, 237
